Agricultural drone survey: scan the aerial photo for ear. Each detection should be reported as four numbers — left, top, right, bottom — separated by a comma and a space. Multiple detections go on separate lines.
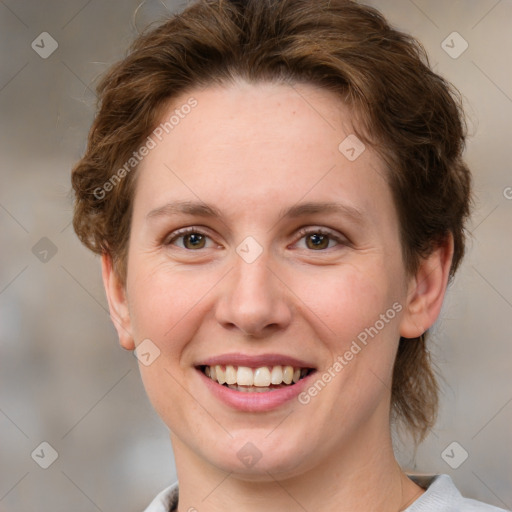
101, 253, 135, 350
399, 234, 454, 339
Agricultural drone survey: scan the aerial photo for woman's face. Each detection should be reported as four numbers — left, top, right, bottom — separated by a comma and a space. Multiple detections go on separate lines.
120, 81, 414, 477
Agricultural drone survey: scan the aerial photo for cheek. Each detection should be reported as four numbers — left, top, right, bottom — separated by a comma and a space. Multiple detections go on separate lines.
125, 262, 209, 421
299, 266, 401, 415
292, 262, 397, 342
294, 262, 402, 405
127, 260, 208, 341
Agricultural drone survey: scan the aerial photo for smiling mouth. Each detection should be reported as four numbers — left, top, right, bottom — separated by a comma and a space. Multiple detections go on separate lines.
198, 364, 315, 392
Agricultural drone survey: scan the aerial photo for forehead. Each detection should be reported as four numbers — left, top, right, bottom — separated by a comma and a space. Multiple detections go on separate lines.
153, 80, 357, 167
133, 80, 393, 227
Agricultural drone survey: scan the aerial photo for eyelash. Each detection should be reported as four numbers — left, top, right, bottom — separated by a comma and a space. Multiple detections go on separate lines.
164, 226, 348, 251
295, 227, 348, 249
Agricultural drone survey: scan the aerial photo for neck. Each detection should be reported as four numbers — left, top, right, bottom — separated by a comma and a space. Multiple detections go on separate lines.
171, 414, 424, 512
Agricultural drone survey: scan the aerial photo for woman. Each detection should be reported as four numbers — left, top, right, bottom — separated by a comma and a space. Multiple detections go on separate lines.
71, 0, 507, 510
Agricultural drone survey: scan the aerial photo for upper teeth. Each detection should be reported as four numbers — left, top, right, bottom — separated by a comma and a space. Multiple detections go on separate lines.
204, 365, 307, 387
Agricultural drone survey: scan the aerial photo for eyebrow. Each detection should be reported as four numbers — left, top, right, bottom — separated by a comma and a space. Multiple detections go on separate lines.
146, 200, 365, 225
146, 200, 222, 220
278, 201, 365, 224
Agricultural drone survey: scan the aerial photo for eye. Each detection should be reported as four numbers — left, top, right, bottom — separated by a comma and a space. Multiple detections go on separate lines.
165, 228, 216, 250
295, 228, 347, 251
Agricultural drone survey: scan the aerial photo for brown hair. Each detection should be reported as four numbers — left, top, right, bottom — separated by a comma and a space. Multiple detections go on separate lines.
71, 0, 472, 444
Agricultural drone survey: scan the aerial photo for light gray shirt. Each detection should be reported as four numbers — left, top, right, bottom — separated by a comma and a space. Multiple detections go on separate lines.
143, 474, 509, 512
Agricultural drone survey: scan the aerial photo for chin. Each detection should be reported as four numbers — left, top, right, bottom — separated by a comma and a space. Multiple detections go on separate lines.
198, 433, 319, 481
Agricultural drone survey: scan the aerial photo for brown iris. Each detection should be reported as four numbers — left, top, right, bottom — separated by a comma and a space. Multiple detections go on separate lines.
306, 233, 329, 250
183, 233, 206, 249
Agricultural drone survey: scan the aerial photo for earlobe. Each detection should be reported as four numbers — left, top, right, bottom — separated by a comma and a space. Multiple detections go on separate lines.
101, 253, 135, 351
399, 235, 454, 339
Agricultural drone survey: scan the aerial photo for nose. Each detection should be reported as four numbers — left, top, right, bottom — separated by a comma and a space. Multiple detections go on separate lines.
215, 252, 292, 338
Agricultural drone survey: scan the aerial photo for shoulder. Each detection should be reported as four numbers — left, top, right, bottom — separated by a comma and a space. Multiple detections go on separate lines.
142, 482, 179, 512
142, 475, 509, 512
405, 474, 509, 512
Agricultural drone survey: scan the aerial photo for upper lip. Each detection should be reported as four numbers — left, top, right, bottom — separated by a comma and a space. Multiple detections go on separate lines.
195, 353, 316, 369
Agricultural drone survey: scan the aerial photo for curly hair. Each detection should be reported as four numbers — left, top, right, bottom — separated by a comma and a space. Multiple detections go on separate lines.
71, 0, 472, 444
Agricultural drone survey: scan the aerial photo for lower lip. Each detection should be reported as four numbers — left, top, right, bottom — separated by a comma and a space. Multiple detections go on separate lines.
197, 369, 315, 412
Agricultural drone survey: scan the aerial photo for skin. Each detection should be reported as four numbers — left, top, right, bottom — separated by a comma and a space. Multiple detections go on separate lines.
102, 80, 453, 511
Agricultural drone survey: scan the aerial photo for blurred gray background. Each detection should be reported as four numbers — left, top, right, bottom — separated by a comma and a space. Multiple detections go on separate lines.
0, 0, 511, 511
